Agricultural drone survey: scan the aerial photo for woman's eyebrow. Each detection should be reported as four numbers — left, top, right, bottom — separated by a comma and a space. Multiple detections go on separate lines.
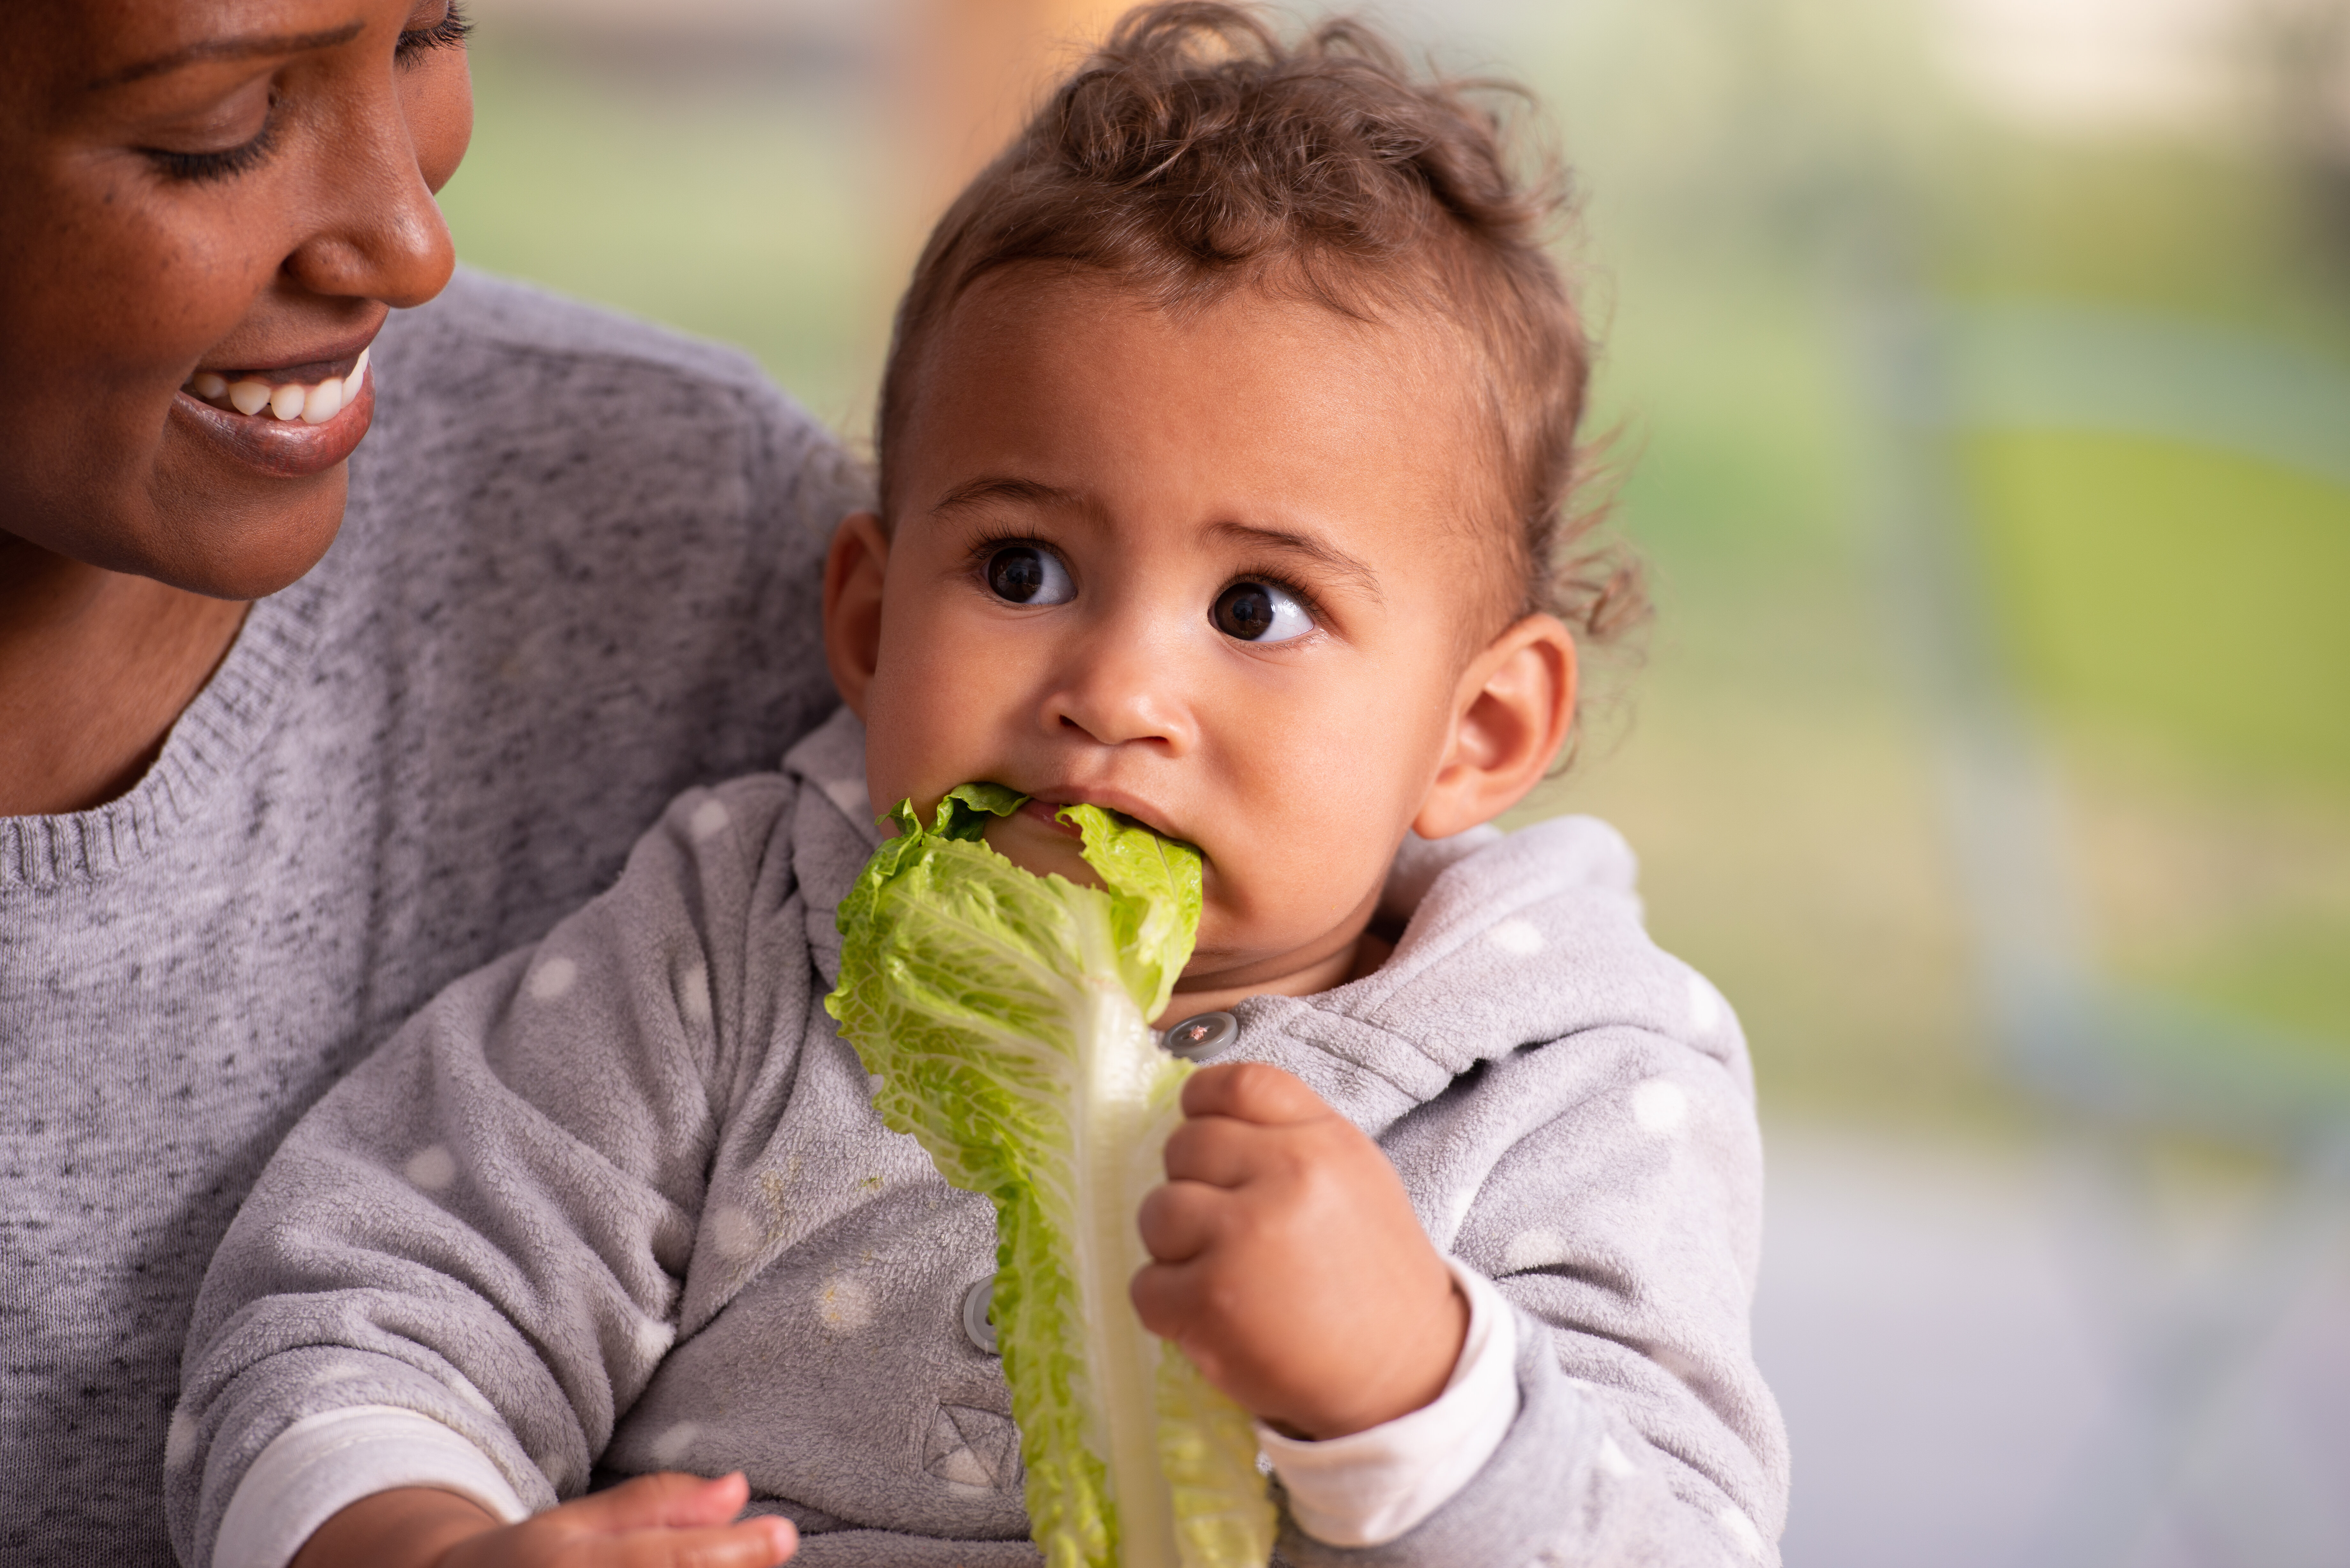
1208, 520, 1383, 602
88, 22, 367, 91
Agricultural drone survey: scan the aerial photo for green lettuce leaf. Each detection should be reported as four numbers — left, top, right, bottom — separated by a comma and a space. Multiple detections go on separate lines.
826, 784, 1274, 1568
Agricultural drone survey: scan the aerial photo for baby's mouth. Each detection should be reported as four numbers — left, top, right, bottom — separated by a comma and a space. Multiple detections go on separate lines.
1018, 798, 1086, 838
180, 348, 368, 426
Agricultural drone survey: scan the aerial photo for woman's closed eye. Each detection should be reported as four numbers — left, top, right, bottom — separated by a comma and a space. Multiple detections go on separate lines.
1212, 580, 1314, 643
984, 543, 1076, 606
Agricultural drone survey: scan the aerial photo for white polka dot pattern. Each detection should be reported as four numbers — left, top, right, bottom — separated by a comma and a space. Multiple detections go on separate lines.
1686, 971, 1722, 1034
1503, 1226, 1568, 1273
648, 1420, 701, 1468
633, 1315, 677, 1364
404, 1144, 457, 1192
1630, 1079, 1688, 1136
526, 955, 576, 1001
164, 1409, 198, 1470
707, 1203, 762, 1259
815, 1272, 874, 1333
1487, 918, 1544, 956
679, 961, 712, 1029
1717, 1504, 1765, 1558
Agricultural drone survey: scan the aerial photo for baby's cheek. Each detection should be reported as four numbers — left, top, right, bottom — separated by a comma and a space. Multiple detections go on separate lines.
1200, 832, 1391, 960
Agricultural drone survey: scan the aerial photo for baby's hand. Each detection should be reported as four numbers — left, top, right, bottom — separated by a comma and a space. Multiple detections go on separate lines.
1131, 1063, 1468, 1438
291, 1471, 794, 1568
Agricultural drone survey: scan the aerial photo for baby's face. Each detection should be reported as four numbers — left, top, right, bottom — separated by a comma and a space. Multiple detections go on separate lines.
836, 272, 1567, 1013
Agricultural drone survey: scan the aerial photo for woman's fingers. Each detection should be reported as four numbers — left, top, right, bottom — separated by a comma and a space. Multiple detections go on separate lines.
592, 1518, 797, 1568
441, 1476, 796, 1568
560, 1471, 753, 1533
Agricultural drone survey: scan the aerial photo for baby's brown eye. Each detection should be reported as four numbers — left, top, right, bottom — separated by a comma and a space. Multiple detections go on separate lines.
985, 545, 1073, 605
1212, 580, 1313, 642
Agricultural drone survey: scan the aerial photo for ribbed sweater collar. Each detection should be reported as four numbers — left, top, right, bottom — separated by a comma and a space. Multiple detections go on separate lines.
0, 563, 333, 890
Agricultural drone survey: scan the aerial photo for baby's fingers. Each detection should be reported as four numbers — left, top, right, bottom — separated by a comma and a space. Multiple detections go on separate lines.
1178, 1062, 1326, 1126
1137, 1177, 1229, 1263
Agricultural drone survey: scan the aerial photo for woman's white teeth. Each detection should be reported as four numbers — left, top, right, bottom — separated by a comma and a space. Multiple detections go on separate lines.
301, 378, 343, 424
191, 347, 369, 423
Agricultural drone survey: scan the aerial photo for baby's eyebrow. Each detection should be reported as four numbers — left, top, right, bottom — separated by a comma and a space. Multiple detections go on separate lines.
1207, 521, 1384, 604
931, 476, 1085, 518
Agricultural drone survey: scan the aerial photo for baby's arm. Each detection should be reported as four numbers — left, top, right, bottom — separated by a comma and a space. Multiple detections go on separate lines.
170, 779, 810, 1568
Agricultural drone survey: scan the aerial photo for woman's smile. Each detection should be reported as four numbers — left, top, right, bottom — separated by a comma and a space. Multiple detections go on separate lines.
172, 346, 376, 477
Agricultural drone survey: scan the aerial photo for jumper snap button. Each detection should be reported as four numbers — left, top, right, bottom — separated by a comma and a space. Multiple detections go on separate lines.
1161, 1011, 1238, 1062
961, 1276, 998, 1354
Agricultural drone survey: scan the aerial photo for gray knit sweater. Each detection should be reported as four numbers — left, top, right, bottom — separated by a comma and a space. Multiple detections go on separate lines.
0, 271, 865, 1566
174, 708, 1789, 1568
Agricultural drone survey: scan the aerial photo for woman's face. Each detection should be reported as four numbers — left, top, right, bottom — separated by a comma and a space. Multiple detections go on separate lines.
0, 0, 474, 598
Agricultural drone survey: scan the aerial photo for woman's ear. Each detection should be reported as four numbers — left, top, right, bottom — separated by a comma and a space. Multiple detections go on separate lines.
1413, 614, 1578, 841
823, 512, 891, 718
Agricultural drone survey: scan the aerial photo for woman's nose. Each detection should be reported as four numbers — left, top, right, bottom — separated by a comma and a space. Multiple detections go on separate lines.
277, 76, 462, 309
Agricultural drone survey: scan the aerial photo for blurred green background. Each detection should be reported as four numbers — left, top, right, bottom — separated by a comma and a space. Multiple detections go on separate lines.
442, 0, 2350, 1126
439, 1, 2350, 1557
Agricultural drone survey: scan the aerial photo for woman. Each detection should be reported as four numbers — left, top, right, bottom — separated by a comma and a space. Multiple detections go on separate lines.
0, 3, 860, 1561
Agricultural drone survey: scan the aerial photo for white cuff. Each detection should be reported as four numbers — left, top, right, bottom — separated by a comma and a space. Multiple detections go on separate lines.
1255, 1259, 1520, 1548
212, 1406, 530, 1568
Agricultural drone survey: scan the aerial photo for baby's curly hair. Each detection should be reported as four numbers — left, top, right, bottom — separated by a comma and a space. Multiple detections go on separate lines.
877, 0, 1647, 651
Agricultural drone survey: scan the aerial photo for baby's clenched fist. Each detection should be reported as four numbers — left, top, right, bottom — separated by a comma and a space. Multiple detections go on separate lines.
1130, 1061, 1468, 1438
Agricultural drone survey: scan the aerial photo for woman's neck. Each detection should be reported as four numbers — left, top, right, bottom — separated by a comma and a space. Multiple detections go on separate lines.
0, 538, 249, 817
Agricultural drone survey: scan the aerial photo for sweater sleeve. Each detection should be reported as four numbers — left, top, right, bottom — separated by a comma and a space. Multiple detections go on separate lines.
167, 775, 812, 1568
1277, 1019, 1788, 1568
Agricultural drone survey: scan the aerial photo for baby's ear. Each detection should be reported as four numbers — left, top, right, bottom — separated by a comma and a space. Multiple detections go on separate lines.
823, 512, 891, 716
1412, 614, 1577, 840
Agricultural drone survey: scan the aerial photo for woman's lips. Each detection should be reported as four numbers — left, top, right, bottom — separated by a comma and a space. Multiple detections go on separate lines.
169, 348, 375, 479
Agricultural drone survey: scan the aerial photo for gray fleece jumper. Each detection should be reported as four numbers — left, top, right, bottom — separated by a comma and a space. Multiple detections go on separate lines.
0, 270, 863, 1566
175, 709, 1789, 1568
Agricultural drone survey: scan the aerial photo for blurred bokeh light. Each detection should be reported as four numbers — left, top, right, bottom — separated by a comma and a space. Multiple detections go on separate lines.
439, 1, 2350, 1560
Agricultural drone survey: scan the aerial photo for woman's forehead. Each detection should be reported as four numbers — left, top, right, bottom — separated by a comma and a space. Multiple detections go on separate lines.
14, 0, 372, 95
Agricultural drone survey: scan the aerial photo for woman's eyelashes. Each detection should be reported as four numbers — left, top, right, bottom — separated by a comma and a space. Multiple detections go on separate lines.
142, 115, 278, 184
1212, 579, 1315, 643
398, 2, 475, 63
984, 543, 1076, 606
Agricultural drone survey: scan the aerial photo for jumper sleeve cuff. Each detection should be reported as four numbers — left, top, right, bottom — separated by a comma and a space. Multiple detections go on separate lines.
213, 1406, 530, 1568
1254, 1258, 1520, 1548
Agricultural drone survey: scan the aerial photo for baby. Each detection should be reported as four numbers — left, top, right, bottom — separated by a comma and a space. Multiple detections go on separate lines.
170, 7, 1787, 1567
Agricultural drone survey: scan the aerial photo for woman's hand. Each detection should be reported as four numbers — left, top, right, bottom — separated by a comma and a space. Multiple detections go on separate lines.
292, 1472, 796, 1568
1131, 1062, 1469, 1439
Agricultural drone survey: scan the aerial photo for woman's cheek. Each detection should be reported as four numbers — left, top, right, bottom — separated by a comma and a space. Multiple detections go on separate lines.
407, 52, 474, 192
